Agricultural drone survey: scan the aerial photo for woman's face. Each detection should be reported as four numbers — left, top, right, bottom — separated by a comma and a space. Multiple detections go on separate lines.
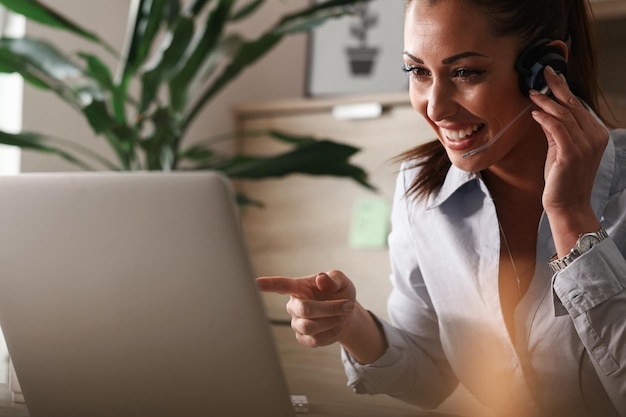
404, 0, 539, 171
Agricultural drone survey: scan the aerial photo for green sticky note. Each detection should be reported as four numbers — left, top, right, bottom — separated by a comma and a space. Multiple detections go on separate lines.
349, 197, 390, 249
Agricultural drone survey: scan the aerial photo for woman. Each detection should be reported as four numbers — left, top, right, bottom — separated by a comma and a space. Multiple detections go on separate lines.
257, 0, 626, 415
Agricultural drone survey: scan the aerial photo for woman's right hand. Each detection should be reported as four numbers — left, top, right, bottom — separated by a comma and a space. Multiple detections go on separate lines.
256, 270, 357, 348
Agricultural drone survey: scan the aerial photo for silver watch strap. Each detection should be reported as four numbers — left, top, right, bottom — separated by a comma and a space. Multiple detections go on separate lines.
548, 227, 608, 273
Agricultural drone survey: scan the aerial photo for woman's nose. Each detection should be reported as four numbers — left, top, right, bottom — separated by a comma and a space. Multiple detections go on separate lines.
426, 80, 458, 121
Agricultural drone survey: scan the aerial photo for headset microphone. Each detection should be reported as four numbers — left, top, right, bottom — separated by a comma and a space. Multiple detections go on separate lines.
462, 102, 534, 158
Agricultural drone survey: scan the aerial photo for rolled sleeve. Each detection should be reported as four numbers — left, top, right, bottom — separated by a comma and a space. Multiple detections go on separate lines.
552, 239, 626, 317
341, 318, 413, 394
341, 316, 456, 409
551, 238, 626, 409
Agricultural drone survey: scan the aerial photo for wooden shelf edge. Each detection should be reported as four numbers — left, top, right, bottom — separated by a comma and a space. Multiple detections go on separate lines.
233, 91, 411, 119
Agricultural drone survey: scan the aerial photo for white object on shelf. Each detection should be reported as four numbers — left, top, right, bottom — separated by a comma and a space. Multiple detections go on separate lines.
332, 102, 383, 120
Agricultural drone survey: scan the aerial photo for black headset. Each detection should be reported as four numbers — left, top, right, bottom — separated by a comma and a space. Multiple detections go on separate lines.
515, 39, 568, 95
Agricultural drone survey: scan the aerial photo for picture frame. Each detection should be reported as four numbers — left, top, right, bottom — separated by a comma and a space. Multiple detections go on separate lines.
305, 0, 407, 97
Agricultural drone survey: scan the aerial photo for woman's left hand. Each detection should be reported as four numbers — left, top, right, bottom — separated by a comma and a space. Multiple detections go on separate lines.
529, 65, 609, 254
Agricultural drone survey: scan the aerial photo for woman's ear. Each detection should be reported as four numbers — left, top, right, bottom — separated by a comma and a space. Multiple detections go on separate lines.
546, 39, 569, 62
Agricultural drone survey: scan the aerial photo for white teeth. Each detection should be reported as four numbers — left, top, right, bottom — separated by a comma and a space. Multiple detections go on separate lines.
442, 124, 482, 141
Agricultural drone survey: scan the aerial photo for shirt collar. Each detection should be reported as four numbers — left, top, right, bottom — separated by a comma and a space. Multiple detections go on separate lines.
425, 165, 480, 210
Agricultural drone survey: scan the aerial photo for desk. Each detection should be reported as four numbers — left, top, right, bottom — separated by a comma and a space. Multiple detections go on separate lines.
273, 325, 493, 417
0, 385, 26, 417
0, 326, 492, 417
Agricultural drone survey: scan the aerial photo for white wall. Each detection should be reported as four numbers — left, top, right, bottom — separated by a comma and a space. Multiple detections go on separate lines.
20, 0, 309, 172
0, 9, 23, 174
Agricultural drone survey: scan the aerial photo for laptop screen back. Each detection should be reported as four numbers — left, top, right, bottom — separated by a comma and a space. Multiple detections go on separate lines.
0, 171, 294, 417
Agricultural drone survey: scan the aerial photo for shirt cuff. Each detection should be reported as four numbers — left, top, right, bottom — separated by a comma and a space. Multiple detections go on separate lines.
552, 239, 626, 317
341, 318, 410, 394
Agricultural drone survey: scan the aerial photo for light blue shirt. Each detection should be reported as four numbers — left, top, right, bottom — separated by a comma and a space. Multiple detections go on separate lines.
343, 129, 626, 417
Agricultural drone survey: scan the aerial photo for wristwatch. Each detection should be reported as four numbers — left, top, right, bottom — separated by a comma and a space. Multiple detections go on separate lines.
548, 227, 608, 273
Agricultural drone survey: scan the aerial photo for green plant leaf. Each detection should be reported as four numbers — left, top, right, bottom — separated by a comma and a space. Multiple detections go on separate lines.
230, 0, 265, 21
181, 31, 281, 130
78, 53, 115, 91
0, 0, 116, 54
78, 52, 128, 123
117, 0, 170, 88
0, 37, 136, 165
235, 192, 264, 208
107, 127, 141, 171
0, 129, 118, 170
0, 48, 49, 89
139, 15, 195, 114
140, 107, 180, 170
169, 0, 236, 112
266, 130, 317, 145
81, 100, 140, 170
216, 138, 375, 190
0, 38, 105, 109
182, 33, 244, 108
178, 144, 215, 162
272, 0, 368, 34
0, 36, 140, 169
184, 0, 212, 16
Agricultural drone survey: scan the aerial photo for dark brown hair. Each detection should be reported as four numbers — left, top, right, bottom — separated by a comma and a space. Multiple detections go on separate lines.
400, 0, 604, 200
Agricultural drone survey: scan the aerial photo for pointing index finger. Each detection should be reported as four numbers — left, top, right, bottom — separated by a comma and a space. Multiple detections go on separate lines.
256, 274, 318, 299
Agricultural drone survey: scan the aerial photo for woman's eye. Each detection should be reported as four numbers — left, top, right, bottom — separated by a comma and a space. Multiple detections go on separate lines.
402, 64, 430, 79
454, 68, 482, 79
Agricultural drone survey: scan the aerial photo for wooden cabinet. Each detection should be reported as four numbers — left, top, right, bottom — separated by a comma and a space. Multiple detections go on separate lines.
234, 93, 432, 320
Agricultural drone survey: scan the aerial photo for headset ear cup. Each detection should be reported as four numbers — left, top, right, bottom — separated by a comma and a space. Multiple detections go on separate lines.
526, 52, 568, 94
515, 40, 568, 95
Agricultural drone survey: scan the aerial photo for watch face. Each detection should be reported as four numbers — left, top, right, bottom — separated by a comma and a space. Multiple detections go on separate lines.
578, 235, 600, 251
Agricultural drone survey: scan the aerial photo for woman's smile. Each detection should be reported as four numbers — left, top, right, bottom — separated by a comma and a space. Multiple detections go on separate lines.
439, 123, 486, 151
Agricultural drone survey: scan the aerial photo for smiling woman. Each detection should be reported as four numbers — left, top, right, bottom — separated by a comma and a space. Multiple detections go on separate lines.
258, 0, 626, 416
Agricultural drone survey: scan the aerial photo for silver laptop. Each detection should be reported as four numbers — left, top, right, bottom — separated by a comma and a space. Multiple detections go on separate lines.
0, 171, 295, 417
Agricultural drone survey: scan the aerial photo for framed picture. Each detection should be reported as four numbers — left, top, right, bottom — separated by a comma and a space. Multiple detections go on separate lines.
306, 0, 407, 97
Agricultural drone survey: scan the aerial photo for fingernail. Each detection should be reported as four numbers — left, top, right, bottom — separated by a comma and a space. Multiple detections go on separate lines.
529, 89, 540, 96
531, 110, 541, 120
343, 301, 355, 312
546, 65, 556, 75
569, 95, 582, 106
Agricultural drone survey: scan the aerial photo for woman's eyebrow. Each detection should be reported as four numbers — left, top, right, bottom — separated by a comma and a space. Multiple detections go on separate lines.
402, 52, 423, 63
441, 51, 487, 64
403, 51, 487, 64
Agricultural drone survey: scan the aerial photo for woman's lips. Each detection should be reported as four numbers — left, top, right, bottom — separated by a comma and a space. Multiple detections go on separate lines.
441, 124, 485, 151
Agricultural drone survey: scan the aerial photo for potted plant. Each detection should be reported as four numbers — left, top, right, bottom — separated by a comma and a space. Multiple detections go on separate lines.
0, 0, 374, 205
346, 2, 378, 76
